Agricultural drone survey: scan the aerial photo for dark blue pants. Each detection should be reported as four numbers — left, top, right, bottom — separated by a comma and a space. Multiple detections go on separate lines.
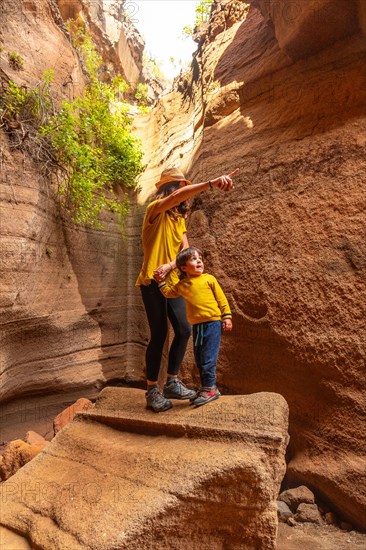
141, 280, 191, 382
193, 321, 221, 388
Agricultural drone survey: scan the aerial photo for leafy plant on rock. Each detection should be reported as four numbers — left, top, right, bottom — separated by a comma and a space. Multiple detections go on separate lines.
8, 51, 24, 70
0, 70, 56, 161
134, 82, 149, 113
0, 24, 144, 228
182, 0, 213, 38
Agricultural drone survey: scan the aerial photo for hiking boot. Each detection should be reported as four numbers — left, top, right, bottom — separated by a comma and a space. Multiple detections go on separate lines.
163, 378, 197, 400
191, 387, 221, 407
146, 386, 173, 413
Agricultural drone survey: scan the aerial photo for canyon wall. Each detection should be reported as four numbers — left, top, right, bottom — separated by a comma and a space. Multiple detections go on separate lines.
1, 0, 365, 532
134, 0, 366, 529
0, 0, 146, 406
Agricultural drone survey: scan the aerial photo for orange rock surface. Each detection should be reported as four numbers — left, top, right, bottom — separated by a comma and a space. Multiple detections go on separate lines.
0, 0, 146, 405
0, 0, 365, 532
0, 388, 289, 549
0, 439, 47, 481
134, 0, 366, 530
53, 397, 94, 434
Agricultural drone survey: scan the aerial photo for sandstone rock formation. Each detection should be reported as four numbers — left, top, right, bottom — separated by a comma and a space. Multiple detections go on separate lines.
0, 0, 84, 96
133, 0, 366, 530
1, 0, 366, 534
252, 0, 363, 59
53, 397, 93, 434
0, 0, 146, 406
102, 0, 144, 88
0, 438, 48, 481
0, 388, 289, 549
56, 0, 146, 92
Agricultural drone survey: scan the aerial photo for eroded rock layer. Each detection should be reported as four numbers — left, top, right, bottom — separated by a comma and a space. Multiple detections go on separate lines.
134, 0, 366, 530
0, 0, 146, 405
1, 0, 365, 532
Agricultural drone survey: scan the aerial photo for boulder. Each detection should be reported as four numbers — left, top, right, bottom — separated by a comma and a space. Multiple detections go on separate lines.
53, 398, 94, 435
295, 503, 323, 525
277, 500, 293, 522
24, 430, 48, 447
0, 388, 289, 549
278, 485, 315, 512
0, 439, 46, 481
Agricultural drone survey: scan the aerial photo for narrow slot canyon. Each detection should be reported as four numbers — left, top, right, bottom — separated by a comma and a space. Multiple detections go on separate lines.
0, 1, 365, 548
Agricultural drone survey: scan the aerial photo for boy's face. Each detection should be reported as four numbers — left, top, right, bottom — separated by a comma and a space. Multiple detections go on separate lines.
181, 251, 204, 277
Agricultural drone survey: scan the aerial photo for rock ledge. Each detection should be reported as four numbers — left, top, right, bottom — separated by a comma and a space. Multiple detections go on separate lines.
0, 388, 288, 549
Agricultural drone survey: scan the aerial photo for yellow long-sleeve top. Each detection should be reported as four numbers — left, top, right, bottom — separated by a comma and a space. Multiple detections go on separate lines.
136, 200, 186, 287
159, 273, 232, 325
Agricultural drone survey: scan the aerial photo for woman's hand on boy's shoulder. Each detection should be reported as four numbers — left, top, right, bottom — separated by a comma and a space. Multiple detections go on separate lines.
222, 318, 233, 332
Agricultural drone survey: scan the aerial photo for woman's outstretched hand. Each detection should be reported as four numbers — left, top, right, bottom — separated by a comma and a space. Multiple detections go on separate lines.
211, 168, 239, 191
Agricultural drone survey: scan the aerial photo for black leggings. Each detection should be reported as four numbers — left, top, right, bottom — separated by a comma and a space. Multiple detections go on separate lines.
140, 280, 191, 382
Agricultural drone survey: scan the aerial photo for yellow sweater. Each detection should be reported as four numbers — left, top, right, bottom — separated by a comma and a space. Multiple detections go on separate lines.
136, 200, 186, 287
159, 273, 232, 325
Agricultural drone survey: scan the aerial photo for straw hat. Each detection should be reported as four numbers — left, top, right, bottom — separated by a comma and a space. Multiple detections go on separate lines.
155, 167, 192, 189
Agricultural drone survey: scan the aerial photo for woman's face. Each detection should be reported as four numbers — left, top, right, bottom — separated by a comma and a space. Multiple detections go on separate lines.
162, 181, 181, 196
163, 181, 189, 216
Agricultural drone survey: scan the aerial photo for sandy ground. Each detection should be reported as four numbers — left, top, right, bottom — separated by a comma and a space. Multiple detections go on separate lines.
278, 522, 366, 550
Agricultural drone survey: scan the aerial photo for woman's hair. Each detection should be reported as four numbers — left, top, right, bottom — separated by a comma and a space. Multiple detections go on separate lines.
153, 181, 188, 218
176, 247, 203, 279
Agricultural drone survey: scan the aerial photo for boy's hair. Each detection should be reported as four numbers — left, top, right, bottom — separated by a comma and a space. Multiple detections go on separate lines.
176, 247, 203, 279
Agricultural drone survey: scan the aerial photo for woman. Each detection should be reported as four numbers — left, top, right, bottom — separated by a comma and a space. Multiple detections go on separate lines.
136, 167, 239, 412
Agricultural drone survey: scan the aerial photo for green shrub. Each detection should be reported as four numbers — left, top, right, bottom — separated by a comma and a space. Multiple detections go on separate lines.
135, 82, 150, 113
42, 75, 143, 226
2, 70, 54, 124
135, 83, 148, 104
182, 0, 213, 37
1, 26, 144, 228
8, 51, 24, 70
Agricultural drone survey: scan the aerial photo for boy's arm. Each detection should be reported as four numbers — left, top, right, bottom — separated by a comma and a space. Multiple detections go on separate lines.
209, 276, 232, 319
157, 280, 180, 299
211, 278, 233, 332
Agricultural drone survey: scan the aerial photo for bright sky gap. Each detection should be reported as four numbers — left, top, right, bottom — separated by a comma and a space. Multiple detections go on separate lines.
131, 0, 199, 79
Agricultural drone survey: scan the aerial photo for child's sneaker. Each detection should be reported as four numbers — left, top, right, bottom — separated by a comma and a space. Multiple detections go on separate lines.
146, 386, 173, 412
191, 387, 221, 407
163, 378, 197, 400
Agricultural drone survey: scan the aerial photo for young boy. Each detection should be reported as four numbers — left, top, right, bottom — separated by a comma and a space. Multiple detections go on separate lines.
156, 247, 232, 406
